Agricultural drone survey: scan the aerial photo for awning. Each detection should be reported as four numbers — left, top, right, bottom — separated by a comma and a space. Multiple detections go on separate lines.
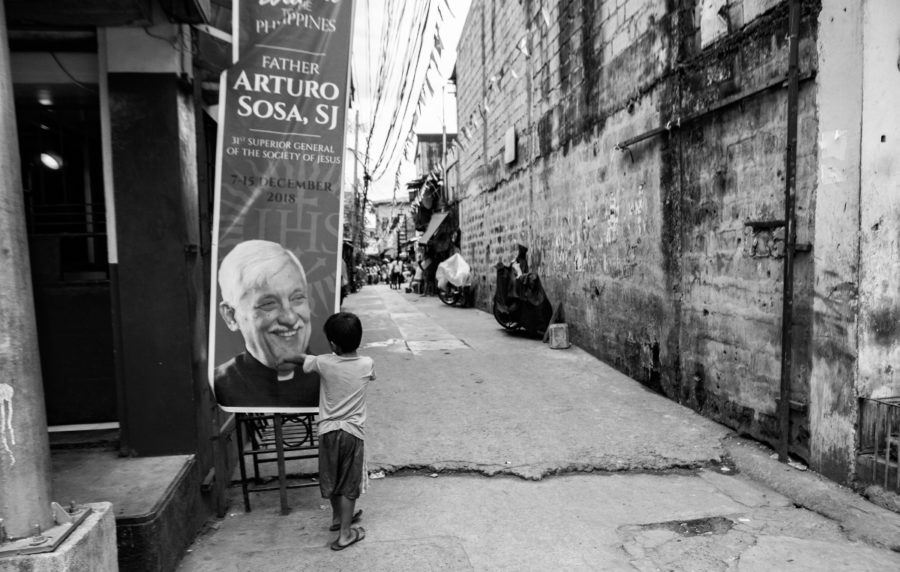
418, 212, 449, 245
406, 176, 427, 189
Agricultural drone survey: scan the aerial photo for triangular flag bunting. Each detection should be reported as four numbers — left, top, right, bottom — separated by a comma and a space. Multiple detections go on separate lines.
517, 37, 530, 57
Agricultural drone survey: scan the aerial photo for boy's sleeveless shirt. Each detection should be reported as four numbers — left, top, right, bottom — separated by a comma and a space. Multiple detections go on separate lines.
303, 354, 375, 439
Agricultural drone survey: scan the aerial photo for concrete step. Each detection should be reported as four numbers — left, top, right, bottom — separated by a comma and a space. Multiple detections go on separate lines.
51, 447, 207, 571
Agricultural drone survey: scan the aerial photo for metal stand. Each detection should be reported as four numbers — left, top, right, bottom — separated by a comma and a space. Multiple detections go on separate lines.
234, 411, 319, 514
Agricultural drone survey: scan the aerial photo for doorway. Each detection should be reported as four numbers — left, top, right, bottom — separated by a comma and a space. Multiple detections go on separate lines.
13, 49, 116, 426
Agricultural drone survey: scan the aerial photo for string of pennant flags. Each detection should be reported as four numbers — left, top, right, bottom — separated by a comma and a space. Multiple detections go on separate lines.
363, 0, 451, 189
450, 4, 559, 160
395, 1, 558, 192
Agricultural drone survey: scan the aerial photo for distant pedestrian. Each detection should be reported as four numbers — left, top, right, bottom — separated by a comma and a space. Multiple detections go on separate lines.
389, 258, 402, 289
340, 259, 350, 305
355, 265, 366, 291
296, 312, 375, 551
410, 258, 424, 294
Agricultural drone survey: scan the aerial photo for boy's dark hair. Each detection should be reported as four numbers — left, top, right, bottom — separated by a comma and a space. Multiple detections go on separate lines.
323, 312, 363, 352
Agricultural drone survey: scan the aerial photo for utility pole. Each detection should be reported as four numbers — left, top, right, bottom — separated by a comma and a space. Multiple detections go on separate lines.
352, 109, 361, 256
0, 0, 54, 538
360, 171, 370, 256
441, 83, 447, 204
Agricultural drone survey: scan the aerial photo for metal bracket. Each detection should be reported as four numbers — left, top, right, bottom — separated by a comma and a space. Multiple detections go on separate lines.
775, 398, 808, 413
51, 502, 73, 526
193, 23, 233, 44
744, 219, 786, 230
0, 505, 92, 559
614, 144, 635, 164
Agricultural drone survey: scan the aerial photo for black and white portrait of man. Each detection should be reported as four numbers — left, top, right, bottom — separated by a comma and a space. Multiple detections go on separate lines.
213, 240, 319, 410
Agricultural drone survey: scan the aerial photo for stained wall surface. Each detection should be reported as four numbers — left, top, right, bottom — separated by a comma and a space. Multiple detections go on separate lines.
808, 0, 900, 482
857, 1, 900, 413
456, 0, 826, 468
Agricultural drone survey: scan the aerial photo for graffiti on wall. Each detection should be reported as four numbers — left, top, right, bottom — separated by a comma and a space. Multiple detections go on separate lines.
530, 180, 651, 279
0, 383, 15, 466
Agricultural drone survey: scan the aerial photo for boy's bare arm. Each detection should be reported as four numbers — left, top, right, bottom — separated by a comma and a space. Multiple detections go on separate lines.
284, 353, 312, 365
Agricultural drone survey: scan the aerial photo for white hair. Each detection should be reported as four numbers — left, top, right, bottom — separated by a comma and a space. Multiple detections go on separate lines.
218, 240, 306, 305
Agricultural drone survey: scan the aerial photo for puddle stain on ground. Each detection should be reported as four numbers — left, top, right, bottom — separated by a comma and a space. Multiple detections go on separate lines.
640, 516, 735, 537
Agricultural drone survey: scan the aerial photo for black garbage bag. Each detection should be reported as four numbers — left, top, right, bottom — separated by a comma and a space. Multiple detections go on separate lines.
493, 264, 553, 335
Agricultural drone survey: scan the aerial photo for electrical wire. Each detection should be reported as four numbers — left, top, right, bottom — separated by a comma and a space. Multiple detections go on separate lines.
49, 52, 98, 95
365, 0, 435, 178
353, 0, 443, 188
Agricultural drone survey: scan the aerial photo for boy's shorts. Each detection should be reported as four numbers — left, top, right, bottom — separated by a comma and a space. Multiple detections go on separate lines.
318, 429, 364, 500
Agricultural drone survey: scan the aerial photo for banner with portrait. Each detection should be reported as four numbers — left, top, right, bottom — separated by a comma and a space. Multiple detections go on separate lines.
208, 0, 354, 412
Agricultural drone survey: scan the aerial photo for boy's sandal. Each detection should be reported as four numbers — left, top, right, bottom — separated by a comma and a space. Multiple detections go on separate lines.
330, 527, 365, 551
328, 509, 362, 531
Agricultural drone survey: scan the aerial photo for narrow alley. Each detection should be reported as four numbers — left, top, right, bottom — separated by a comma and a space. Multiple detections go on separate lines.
178, 285, 900, 571
5, 2, 900, 570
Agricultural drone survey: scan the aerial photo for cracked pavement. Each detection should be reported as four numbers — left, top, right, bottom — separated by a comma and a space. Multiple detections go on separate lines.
178, 285, 900, 571
362, 282, 729, 480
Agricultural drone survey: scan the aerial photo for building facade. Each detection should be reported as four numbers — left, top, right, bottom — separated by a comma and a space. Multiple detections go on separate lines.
370, 198, 414, 259
455, 0, 900, 486
1, 1, 234, 567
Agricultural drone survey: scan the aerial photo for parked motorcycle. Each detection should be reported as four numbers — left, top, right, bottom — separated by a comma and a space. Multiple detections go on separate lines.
436, 253, 473, 308
438, 283, 470, 307
492, 247, 553, 336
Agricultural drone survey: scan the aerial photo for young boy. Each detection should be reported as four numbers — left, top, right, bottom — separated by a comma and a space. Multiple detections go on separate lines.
300, 312, 375, 551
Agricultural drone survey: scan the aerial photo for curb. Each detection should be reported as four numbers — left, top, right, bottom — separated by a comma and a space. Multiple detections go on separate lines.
724, 436, 900, 552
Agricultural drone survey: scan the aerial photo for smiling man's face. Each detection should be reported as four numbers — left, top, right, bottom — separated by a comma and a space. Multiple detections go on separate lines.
223, 257, 311, 371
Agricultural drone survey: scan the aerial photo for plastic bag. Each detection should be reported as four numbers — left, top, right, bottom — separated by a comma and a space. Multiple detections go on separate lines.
436, 253, 471, 290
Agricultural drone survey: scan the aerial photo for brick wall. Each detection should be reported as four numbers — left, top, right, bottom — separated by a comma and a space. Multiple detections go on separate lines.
456, 0, 821, 460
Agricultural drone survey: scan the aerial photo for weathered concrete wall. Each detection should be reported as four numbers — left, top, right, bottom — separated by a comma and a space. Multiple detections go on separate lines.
807, 1, 862, 483
857, 1, 900, 403
667, 1, 819, 460
809, 0, 900, 483
457, 0, 822, 464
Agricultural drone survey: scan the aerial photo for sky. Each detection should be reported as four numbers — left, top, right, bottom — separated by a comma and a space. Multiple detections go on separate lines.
346, 0, 472, 203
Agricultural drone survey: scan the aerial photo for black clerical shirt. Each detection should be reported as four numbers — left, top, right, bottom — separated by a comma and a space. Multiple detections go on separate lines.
213, 351, 319, 408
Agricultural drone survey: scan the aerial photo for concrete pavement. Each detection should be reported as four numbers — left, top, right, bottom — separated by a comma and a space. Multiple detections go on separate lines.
360, 284, 730, 480
178, 285, 900, 571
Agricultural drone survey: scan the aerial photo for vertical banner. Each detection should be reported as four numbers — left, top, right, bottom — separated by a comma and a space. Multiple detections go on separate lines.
209, 0, 354, 412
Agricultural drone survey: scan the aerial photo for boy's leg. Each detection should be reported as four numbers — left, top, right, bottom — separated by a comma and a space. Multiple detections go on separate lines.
331, 432, 366, 547
331, 494, 365, 550
330, 496, 341, 528
319, 432, 339, 518
336, 495, 357, 542
329, 496, 362, 530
